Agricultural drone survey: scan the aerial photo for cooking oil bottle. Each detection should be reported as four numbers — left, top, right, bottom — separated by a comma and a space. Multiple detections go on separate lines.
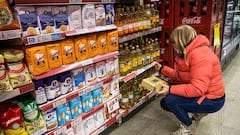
131, 46, 138, 71
124, 42, 132, 74
119, 44, 128, 76
154, 38, 161, 59
136, 45, 143, 69
120, 83, 129, 109
128, 80, 134, 106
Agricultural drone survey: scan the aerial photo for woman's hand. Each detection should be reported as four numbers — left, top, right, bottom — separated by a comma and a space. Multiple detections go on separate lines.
155, 84, 169, 96
154, 61, 162, 71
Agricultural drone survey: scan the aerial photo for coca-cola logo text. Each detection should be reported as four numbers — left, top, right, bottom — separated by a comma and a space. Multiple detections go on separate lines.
182, 17, 201, 24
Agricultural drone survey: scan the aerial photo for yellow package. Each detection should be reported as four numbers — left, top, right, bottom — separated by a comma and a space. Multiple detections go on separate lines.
142, 77, 168, 92
74, 37, 89, 62
97, 32, 108, 55
60, 39, 76, 65
107, 30, 119, 52
46, 43, 62, 69
0, 64, 13, 92
87, 34, 98, 58
25, 46, 49, 76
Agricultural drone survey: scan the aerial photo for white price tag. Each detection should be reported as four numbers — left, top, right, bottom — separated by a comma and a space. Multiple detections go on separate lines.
0, 89, 20, 102
54, 98, 67, 108
38, 34, 52, 43
54, 126, 67, 135
26, 36, 38, 45
70, 0, 82, 3
80, 59, 93, 66
79, 89, 86, 96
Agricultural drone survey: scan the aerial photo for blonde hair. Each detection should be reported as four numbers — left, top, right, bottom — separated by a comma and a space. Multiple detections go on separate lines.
170, 25, 197, 64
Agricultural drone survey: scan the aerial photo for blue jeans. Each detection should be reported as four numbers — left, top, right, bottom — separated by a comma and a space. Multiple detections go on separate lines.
160, 94, 225, 126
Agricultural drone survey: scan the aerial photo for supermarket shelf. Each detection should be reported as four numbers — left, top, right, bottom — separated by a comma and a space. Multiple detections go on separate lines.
0, 83, 34, 103
119, 62, 156, 83
15, 0, 115, 5
45, 93, 121, 135
33, 51, 119, 80
0, 29, 22, 41
120, 92, 155, 118
65, 25, 117, 37
119, 26, 162, 43
24, 32, 65, 45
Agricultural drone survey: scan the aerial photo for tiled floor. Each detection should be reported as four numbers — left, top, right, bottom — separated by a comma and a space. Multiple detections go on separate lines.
102, 50, 240, 135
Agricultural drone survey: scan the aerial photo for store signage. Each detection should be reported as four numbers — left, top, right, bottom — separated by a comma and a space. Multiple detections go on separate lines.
182, 17, 201, 25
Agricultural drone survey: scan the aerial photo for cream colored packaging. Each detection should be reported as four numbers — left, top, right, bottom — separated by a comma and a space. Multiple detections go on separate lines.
6, 62, 32, 88
95, 5, 105, 26
83, 115, 96, 135
67, 5, 82, 31
142, 76, 167, 92
82, 4, 96, 28
0, 64, 13, 93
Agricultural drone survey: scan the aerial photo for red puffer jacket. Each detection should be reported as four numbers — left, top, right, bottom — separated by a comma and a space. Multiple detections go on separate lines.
161, 35, 225, 104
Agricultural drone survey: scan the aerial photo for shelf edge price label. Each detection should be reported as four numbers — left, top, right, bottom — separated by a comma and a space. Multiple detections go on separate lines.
80, 59, 93, 66
38, 34, 52, 43
54, 98, 67, 108
54, 126, 67, 135
51, 33, 63, 41
26, 36, 38, 45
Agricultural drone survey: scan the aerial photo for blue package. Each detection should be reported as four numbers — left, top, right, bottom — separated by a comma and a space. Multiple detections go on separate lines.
68, 97, 82, 119
59, 72, 73, 95
105, 4, 115, 25
80, 93, 93, 113
44, 76, 61, 101
92, 87, 103, 107
32, 80, 47, 105
56, 103, 72, 126
71, 68, 86, 90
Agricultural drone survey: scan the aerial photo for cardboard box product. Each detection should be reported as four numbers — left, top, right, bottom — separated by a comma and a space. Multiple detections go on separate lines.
142, 77, 167, 92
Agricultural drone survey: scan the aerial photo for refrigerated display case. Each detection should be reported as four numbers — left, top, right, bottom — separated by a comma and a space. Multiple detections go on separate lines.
221, 0, 240, 68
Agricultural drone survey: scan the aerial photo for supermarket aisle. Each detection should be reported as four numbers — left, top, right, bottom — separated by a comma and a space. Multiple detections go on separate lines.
103, 50, 240, 135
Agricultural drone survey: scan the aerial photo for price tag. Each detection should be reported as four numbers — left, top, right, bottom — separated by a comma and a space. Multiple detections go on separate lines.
54, 126, 67, 135
80, 59, 93, 66
38, 34, 52, 43
54, 98, 67, 108
26, 36, 38, 45
69, 0, 82, 3
51, 33, 63, 41
31, 127, 47, 135
0, 89, 20, 102
79, 89, 86, 96
71, 117, 82, 128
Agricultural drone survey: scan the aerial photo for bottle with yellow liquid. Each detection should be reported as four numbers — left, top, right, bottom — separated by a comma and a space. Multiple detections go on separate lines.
115, 8, 124, 37
128, 80, 135, 106
137, 6, 144, 31
154, 38, 161, 59
124, 43, 132, 74
120, 83, 129, 109
136, 45, 143, 69
122, 8, 129, 35
131, 46, 138, 71
119, 44, 128, 76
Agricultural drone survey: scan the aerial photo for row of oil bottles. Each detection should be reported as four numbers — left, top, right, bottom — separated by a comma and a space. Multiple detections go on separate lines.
115, 3, 160, 37
119, 36, 160, 76
120, 67, 156, 109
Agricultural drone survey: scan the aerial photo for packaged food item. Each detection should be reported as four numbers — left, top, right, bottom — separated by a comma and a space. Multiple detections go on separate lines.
82, 115, 96, 135
6, 62, 32, 88
105, 4, 115, 25
52, 6, 69, 32
102, 82, 111, 101
17, 98, 46, 135
46, 43, 62, 69
74, 37, 89, 62
82, 4, 96, 28
110, 77, 120, 96
25, 46, 49, 75
95, 61, 107, 81
15, 6, 40, 36
93, 109, 105, 128
56, 103, 72, 126
97, 32, 108, 55
142, 76, 168, 92
43, 109, 58, 132
0, 54, 4, 63
0, 0, 20, 31
59, 72, 73, 95
67, 5, 82, 31
87, 34, 98, 58
106, 58, 118, 76
91, 87, 103, 107
0, 64, 13, 93
36, 6, 55, 34
68, 97, 82, 119
71, 68, 86, 90
1, 49, 24, 62
84, 64, 97, 85
44, 76, 61, 101
95, 5, 105, 26
107, 30, 119, 52
32, 80, 47, 105
80, 92, 93, 113
0, 103, 28, 135
60, 39, 76, 65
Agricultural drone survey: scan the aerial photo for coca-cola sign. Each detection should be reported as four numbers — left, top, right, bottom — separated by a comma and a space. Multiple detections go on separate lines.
182, 17, 201, 24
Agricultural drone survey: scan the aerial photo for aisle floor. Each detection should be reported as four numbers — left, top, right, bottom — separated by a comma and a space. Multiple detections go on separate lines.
102, 50, 240, 135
